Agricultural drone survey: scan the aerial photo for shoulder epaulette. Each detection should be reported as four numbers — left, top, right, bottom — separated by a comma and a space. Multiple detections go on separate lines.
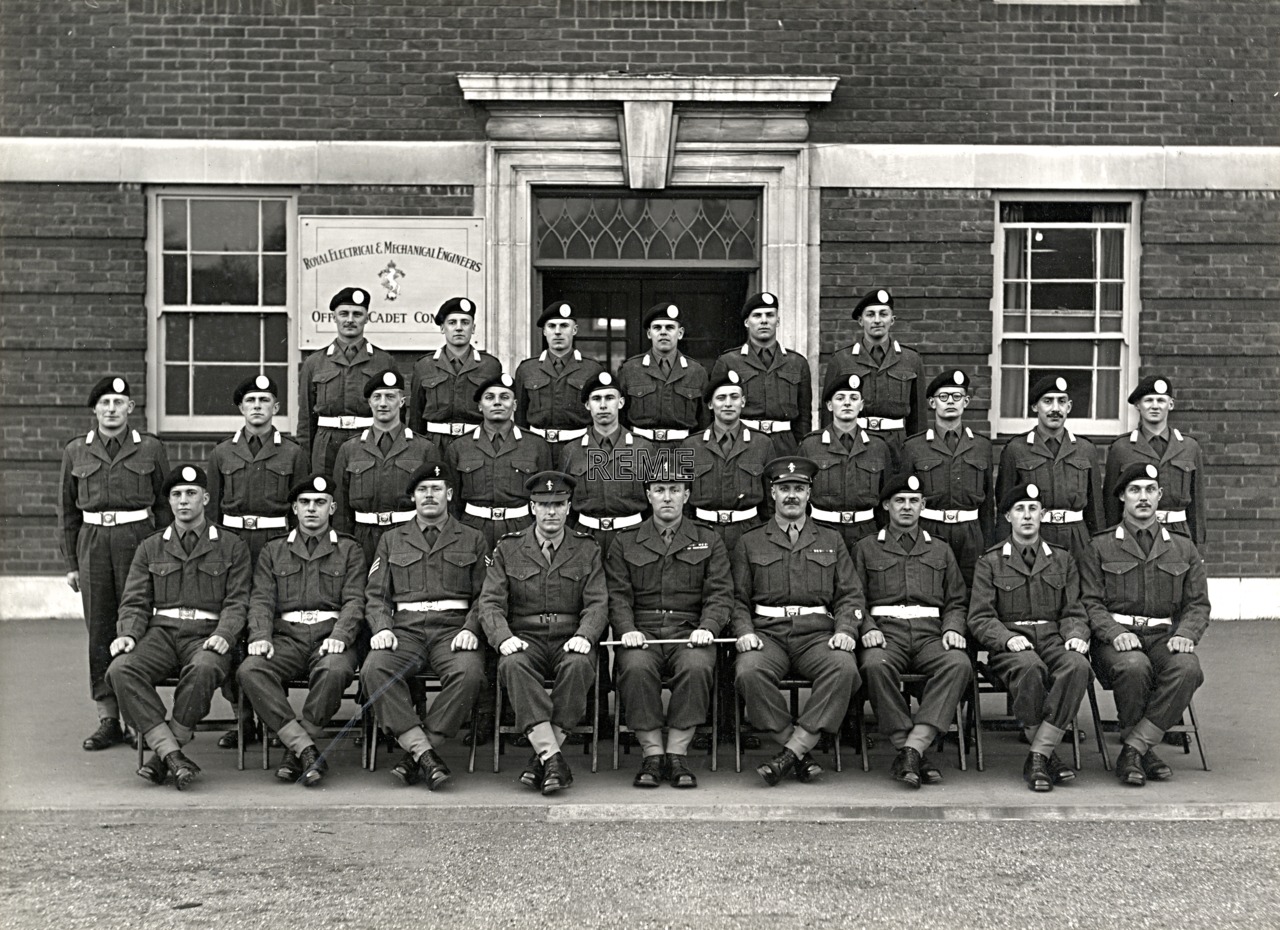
571, 530, 594, 539
498, 531, 525, 542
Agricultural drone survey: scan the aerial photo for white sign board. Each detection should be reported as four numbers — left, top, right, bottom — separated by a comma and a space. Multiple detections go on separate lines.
298, 216, 485, 350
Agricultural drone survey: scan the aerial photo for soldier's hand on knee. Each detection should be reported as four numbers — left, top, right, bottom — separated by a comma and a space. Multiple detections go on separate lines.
204, 635, 230, 655
319, 638, 346, 655
1005, 635, 1033, 652
109, 636, 135, 657
370, 630, 398, 651
942, 631, 966, 650
621, 631, 647, 649
861, 630, 885, 649
500, 636, 529, 656
688, 629, 714, 647
1167, 635, 1195, 654
828, 632, 856, 652
1112, 632, 1141, 652
248, 639, 275, 659
66, 571, 80, 593
1065, 637, 1089, 654
563, 636, 591, 654
736, 633, 763, 653
451, 630, 478, 652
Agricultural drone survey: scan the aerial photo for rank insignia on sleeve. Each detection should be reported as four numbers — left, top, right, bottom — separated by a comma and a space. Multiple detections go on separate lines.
367, 557, 381, 577
485, 554, 494, 566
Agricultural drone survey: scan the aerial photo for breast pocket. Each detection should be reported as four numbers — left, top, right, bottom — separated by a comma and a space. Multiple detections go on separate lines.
993, 574, 1031, 616
673, 383, 703, 423
672, 545, 711, 588
960, 453, 990, 496
1101, 559, 1141, 605
1061, 456, 1093, 506
442, 550, 478, 593
1166, 459, 1195, 503
72, 459, 104, 503
272, 562, 303, 605
747, 547, 787, 593
345, 458, 377, 501
884, 368, 917, 406
123, 459, 157, 500
196, 560, 229, 603
264, 458, 295, 501
388, 549, 424, 593
803, 547, 837, 589
863, 557, 902, 602
1154, 561, 1189, 606
148, 560, 183, 604
851, 455, 885, 500
312, 369, 344, 409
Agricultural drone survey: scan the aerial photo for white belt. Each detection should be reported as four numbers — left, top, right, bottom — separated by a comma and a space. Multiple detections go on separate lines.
281, 610, 339, 625
154, 607, 220, 621
871, 605, 940, 619
426, 421, 474, 437
921, 508, 980, 524
464, 502, 531, 521
396, 599, 471, 612
755, 604, 831, 618
82, 508, 150, 526
355, 510, 415, 526
1112, 613, 1173, 629
1042, 509, 1084, 525
857, 416, 905, 431
578, 512, 643, 531
811, 507, 875, 525
1156, 510, 1187, 524
631, 426, 690, 441
1011, 620, 1053, 627
222, 514, 288, 530
528, 426, 588, 442
741, 418, 792, 435
694, 505, 759, 525
317, 415, 373, 429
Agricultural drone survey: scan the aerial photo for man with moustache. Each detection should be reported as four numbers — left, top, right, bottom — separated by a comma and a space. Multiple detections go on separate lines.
514, 301, 605, 456
617, 303, 709, 449
408, 296, 503, 443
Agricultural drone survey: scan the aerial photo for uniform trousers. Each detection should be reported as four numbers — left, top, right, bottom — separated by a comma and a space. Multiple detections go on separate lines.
860, 620, 972, 734
311, 425, 362, 484
105, 628, 231, 734
736, 631, 860, 736
361, 626, 486, 737
1092, 629, 1203, 732
78, 522, 152, 703
919, 518, 984, 590
616, 639, 717, 732
218, 525, 287, 717
498, 624, 595, 734
984, 628, 1090, 731
238, 637, 357, 736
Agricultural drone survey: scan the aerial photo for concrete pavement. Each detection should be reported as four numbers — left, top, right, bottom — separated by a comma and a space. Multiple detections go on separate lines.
1, 619, 1276, 823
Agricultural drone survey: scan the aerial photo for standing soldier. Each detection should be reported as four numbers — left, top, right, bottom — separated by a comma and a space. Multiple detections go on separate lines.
59, 375, 170, 751
1104, 375, 1205, 546
237, 474, 366, 787
477, 472, 609, 795
821, 288, 925, 468
408, 296, 502, 443
1080, 463, 1211, 787
799, 374, 892, 554
855, 473, 971, 789
967, 482, 1091, 792
730, 457, 863, 787
105, 465, 251, 789
514, 301, 605, 456
617, 303, 708, 449
902, 370, 994, 587
709, 291, 813, 456
362, 461, 490, 790
996, 374, 1102, 562
332, 370, 437, 566
606, 462, 734, 789
297, 287, 397, 481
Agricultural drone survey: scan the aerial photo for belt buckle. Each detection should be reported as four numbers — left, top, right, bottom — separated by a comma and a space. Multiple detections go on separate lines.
301, 610, 318, 624
1133, 616, 1150, 629
784, 606, 800, 617
450, 423, 465, 436
600, 517, 614, 531
868, 418, 882, 430
759, 419, 773, 432
377, 512, 391, 526
654, 429, 668, 441
243, 515, 258, 530
717, 510, 732, 525
545, 429, 560, 442
491, 507, 505, 520
540, 613, 556, 624
944, 509, 958, 523
178, 607, 196, 621
1048, 511, 1064, 524
102, 512, 117, 526
840, 511, 853, 524
339, 416, 356, 429
1155, 512, 1168, 523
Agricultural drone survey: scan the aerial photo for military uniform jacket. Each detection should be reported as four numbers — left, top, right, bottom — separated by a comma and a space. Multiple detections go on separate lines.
853, 528, 969, 637
116, 523, 251, 643
514, 349, 605, 431
679, 426, 776, 512
58, 428, 171, 571
560, 429, 655, 518
207, 428, 310, 525
798, 427, 892, 513
297, 339, 397, 451
967, 540, 1088, 649
822, 339, 925, 434
332, 427, 436, 531
444, 425, 553, 511
617, 351, 709, 432
477, 528, 608, 647
729, 519, 865, 639
246, 529, 366, 646
1078, 523, 1211, 645
709, 343, 813, 446
996, 428, 1101, 534
605, 519, 733, 636
364, 516, 490, 637
903, 427, 994, 532
1104, 428, 1205, 545
407, 345, 503, 434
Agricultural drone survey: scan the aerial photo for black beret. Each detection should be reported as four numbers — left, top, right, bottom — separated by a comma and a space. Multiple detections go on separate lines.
161, 464, 207, 497
580, 371, 622, 403
287, 473, 335, 503
741, 291, 779, 320
642, 302, 682, 330
643, 455, 694, 486
1028, 374, 1071, 405
329, 287, 369, 312
434, 296, 477, 326
1113, 462, 1160, 497
87, 375, 131, 407
363, 369, 406, 398
405, 460, 455, 496
536, 301, 576, 328
998, 481, 1042, 515
879, 472, 923, 503
472, 372, 515, 403
852, 288, 893, 320
926, 369, 970, 397
526, 470, 576, 502
232, 374, 278, 406
703, 368, 744, 405
765, 456, 818, 486
1127, 375, 1173, 405
823, 373, 864, 406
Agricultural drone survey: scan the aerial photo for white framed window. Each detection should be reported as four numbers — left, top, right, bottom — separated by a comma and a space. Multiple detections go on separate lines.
990, 195, 1141, 437
147, 189, 297, 434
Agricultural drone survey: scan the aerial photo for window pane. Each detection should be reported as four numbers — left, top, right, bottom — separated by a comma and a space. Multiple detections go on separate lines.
1030, 228, 1094, 280
1098, 341, 1121, 367
192, 366, 261, 415
162, 200, 187, 250
1029, 307, 1096, 333
262, 201, 287, 253
1028, 368, 1092, 413
163, 255, 188, 305
193, 313, 261, 361
265, 365, 289, 410
1001, 341, 1026, 365
264, 314, 288, 362
165, 313, 190, 361
1100, 283, 1124, 331
1100, 229, 1125, 279
1029, 340, 1093, 367
190, 200, 259, 252
262, 254, 287, 306
165, 365, 189, 416
1000, 368, 1025, 418
1096, 369, 1120, 419
191, 254, 259, 305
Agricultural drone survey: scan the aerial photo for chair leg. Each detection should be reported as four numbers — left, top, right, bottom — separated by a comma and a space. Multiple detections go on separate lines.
733, 681, 743, 774
1070, 710, 1082, 771
492, 677, 503, 774
366, 705, 378, 773
971, 676, 985, 772
612, 690, 622, 772
859, 695, 871, 773
590, 653, 599, 774
1186, 699, 1210, 771
833, 727, 842, 773
1087, 679, 1112, 771
236, 688, 246, 772
953, 700, 967, 772
709, 658, 719, 773
467, 703, 478, 774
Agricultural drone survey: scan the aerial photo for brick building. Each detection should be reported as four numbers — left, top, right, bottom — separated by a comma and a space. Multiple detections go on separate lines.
1, 0, 1276, 617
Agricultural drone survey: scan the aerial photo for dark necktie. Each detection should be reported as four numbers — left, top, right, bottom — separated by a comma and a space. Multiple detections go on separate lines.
377, 431, 393, 454
600, 435, 614, 453
104, 436, 121, 460
658, 357, 672, 377
345, 344, 359, 361
660, 527, 675, 549
491, 431, 504, 452
1150, 435, 1168, 458
1046, 436, 1061, 456
1136, 528, 1154, 556
840, 431, 856, 452
1021, 546, 1037, 570
422, 525, 440, 549
945, 431, 959, 452
180, 530, 197, 555
247, 434, 263, 457
451, 356, 463, 374
541, 539, 555, 566
761, 347, 775, 368
718, 431, 732, 453
552, 357, 565, 375
305, 534, 319, 554
871, 345, 886, 366
787, 523, 799, 546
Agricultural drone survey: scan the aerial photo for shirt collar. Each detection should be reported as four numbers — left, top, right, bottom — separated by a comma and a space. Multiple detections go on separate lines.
534, 528, 564, 550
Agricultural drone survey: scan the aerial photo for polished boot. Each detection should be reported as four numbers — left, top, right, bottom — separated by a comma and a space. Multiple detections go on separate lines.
1047, 751, 1076, 784
417, 749, 452, 791
890, 747, 923, 789
756, 747, 798, 787
667, 754, 697, 789
299, 745, 327, 787
83, 718, 125, 751
1115, 745, 1146, 786
217, 717, 261, 750
541, 752, 573, 795
163, 750, 201, 791
633, 754, 665, 788
518, 753, 545, 790
137, 752, 167, 785
1023, 752, 1053, 792
919, 753, 943, 785
390, 751, 420, 785
275, 749, 302, 782
1142, 748, 1173, 781
793, 753, 824, 784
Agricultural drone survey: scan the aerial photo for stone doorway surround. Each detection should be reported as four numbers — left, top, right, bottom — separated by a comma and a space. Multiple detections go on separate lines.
456, 73, 838, 371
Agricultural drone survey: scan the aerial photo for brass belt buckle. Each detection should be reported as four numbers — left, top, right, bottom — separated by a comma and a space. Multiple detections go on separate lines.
491, 507, 505, 520
784, 606, 800, 617
243, 515, 258, 530
339, 416, 356, 429
179, 607, 196, 621
546, 429, 560, 442
377, 512, 391, 526
1133, 616, 1150, 628
944, 510, 959, 523
717, 510, 732, 525
599, 517, 614, 531
654, 429, 668, 441
102, 512, 117, 526
868, 418, 882, 430
841, 512, 854, 524
539, 613, 556, 624
1155, 512, 1168, 523
759, 420, 773, 432
450, 423, 465, 436
301, 610, 318, 623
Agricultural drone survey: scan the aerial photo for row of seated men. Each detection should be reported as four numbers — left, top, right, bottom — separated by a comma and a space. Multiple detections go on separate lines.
95, 445, 1209, 796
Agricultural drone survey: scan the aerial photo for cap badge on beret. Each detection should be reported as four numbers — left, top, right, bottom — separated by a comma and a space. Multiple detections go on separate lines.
877, 290, 890, 304
545, 479, 555, 492
1055, 377, 1068, 392
112, 377, 126, 393
181, 466, 197, 482
953, 371, 965, 385
727, 371, 740, 385
762, 293, 775, 305
1026, 483, 1039, 499
558, 304, 571, 317
500, 374, 514, 388
846, 375, 861, 390
432, 465, 442, 477
1154, 379, 1168, 394
786, 462, 797, 474
382, 371, 397, 387
353, 290, 366, 305
599, 372, 613, 386
254, 375, 270, 390
907, 475, 920, 492
460, 298, 473, 312
664, 305, 678, 319
313, 476, 328, 493
1144, 464, 1158, 479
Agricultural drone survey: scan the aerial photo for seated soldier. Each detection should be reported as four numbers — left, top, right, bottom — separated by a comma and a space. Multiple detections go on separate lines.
362, 461, 489, 790
730, 457, 863, 787
967, 482, 1091, 792
855, 473, 971, 789
237, 475, 366, 786
106, 465, 251, 789
606, 462, 733, 788
477, 471, 608, 795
